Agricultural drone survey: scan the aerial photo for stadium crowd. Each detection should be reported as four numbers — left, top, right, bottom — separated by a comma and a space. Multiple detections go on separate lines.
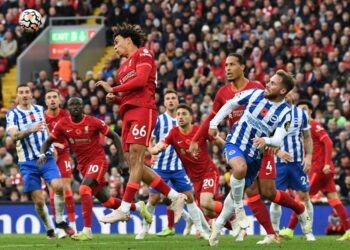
0, 0, 349, 211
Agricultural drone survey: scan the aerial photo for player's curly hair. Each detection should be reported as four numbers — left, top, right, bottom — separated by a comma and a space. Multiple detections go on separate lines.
113, 23, 146, 48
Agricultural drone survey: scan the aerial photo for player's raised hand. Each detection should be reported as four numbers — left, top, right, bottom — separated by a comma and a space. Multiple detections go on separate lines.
322, 164, 331, 174
189, 141, 199, 156
277, 150, 292, 162
106, 93, 115, 105
31, 121, 45, 132
208, 128, 218, 138
36, 154, 47, 167
253, 137, 266, 149
96, 81, 113, 93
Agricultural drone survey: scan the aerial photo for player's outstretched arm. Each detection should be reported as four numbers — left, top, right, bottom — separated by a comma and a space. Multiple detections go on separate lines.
212, 134, 226, 148
106, 130, 128, 169
148, 142, 167, 155
8, 121, 44, 141
37, 136, 55, 166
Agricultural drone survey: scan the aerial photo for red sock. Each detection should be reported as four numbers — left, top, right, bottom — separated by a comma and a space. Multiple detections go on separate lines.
49, 191, 56, 220
64, 190, 76, 223
273, 190, 304, 215
329, 199, 350, 230
123, 182, 140, 203
79, 185, 93, 227
214, 201, 223, 217
288, 211, 299, 229
149, 176, 171, 196
248, 194, 275, 235
167, 207, 174, 229
102, 197, 137, 211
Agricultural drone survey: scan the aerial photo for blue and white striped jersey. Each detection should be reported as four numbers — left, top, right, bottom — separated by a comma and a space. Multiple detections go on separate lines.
276, 106, 310, 164
224, 89, 291, 159
6, 105, 54, 162
152, 112, 183, 172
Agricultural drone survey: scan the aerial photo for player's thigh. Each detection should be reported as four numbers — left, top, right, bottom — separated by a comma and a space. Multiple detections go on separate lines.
326, 191, 339, 200
200, 192, 215, 208
61, 178, 72, 190
94, 185, 111, 203
244, 156, 262, 188
19, 161, 41, 193
169, 170, 193, 194
259, 151, 276, 179
296, 190, 310, 201
245, 179, 259, 196
258, 177, 276, 200
125, 107, 157, 150
56, 153, 73, 179
198, 171, 219, 208
275, 163, 288, 191
224, 143, 247, 177
321, 174, 337, 196
289, 163, 309, 193
41, 156, 62, 191
81, 159, 108, 184
128, 144, 147, 167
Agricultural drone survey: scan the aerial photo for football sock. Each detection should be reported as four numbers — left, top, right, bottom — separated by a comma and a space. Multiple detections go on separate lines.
83, 227, 92, 235
49, 191, 56, 219
167, 207, 175, 229
273, 190, 304, 215
247, 194, 275, 235
64, 190, 76, 223
216, 192, 235, 231
270, 203, 282, 232
79, 185, 93, 227
120, 182, 140, 213
305, 199, 314, 227
147, 203, 155, 214
230, 175, 245, 208
35, 203, 53, 231
287, 211, 298, 230
214, 201, 223, 217
54, 193, 65, 223
149, 176, 172, 197
197, 206, 211, 233
187, 202, 203, 232
329, 198, 350, 230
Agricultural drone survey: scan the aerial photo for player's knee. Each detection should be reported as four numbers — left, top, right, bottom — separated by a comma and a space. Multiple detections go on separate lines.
185, 194, 194, 203
230, 161, 246, 179
261, 187, 276, 201
50, 179, 63, 193
79, 185, 92, 196
34, 198, 45, 209
298, 192, 309, 201
199, 197, 210, 210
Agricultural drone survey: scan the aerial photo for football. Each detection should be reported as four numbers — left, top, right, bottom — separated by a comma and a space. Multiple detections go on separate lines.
19, 9, 42, 32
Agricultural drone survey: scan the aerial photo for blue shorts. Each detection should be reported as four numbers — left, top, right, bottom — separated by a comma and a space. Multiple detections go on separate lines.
224, 143, 261, 188
19, 156, 61, 193
150, 168, 192, 193
276, 162, 309, 192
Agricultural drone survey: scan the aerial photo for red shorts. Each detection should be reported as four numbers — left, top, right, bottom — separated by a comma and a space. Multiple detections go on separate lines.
56, 152, 73, 179
192, 170, 219, 204
258, 150, 276, 179
121, 107, 157, 152
309, 172, 336, 195
79, 158, 108, 184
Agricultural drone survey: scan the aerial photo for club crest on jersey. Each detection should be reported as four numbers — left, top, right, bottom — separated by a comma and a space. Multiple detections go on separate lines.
284, 121, 291, 131
269, 114, 278, 123
75, 129, 82, 135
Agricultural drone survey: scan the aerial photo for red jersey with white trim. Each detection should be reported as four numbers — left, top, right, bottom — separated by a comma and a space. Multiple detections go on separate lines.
44, 108, 70, 155
116, 47, 157, 117
212, 81, 264, 128
310, 120, 334, 173
51, 115, 109, 168
163, 125, 218, 182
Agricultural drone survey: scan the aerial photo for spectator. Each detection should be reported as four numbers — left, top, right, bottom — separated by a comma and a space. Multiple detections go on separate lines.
0, 30, 17, 66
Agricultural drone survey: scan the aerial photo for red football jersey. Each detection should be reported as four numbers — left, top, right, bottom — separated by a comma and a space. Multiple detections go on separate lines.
115, 47, 157, 117
163, 125, 219, 182
310, 120, 334, 173
51, 115, 109, 169
212, 81, 264, 128
192, 81, 263, 142
44, 108, 70, 155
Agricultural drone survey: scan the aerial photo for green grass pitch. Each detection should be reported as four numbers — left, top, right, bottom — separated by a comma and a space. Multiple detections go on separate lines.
0, 235, 349, 250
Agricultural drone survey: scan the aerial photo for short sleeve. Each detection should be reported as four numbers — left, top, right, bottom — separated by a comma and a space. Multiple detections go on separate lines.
312, 122, 328, 141
94, 117, 110, 135
6, 110, 18, 132
277, 110, 292, 131
301, 109, 310, 131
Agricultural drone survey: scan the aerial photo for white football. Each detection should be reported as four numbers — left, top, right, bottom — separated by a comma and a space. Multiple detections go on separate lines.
19, 9, 42, 32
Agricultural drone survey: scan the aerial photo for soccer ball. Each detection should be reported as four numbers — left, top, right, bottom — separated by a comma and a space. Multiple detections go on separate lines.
19, 9, 42, 32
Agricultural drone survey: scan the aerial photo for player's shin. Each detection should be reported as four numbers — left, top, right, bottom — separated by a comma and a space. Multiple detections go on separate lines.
79, 185, 93, 229
49, 191, 56, 220
329, 198, 350, 230
187, 202, 204, 233
270, 203, 282, 232
64, 189, 76, 231
305, 199, 314, 226
120, 182, 140, 213
229, 175, 245, 209
54, 193, 65, 223
216, 192, 235, 231
35, 203, 54, 231
273, 190, 304, 214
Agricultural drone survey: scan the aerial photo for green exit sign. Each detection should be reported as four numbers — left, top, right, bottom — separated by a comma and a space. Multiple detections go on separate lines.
50, 30, 95, 43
